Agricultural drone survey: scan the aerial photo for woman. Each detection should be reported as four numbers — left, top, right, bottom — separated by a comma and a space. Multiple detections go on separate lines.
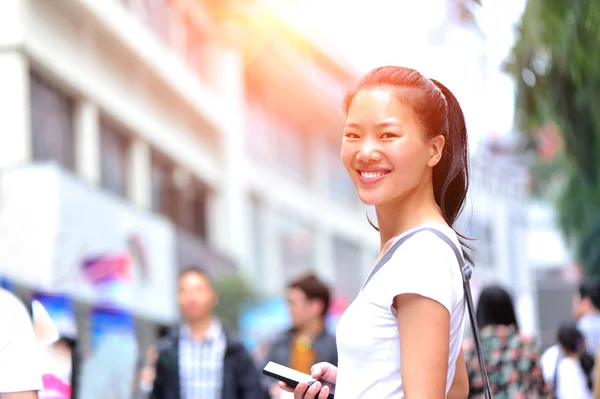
554, 323, 594, 399
463, 285, 547, 398
283, 65, 472, 398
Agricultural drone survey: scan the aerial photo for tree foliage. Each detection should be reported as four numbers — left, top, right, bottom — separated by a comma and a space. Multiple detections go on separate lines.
506, 0, 600, 276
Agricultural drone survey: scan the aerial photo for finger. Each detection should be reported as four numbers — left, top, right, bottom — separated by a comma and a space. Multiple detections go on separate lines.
304, 381, 322, 398
279, 381, 294, 393
310, 366, 323, 378
318, 385, 330, 399
294, 382, 310, 399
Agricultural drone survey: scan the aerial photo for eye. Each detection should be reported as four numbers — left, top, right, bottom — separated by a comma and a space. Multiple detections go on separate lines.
344, 132, 360, 139
381, 132, 398, 139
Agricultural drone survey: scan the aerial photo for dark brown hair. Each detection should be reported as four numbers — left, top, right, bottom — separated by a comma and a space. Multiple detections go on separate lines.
343, 66, 471, 258
288, 272, 331, 317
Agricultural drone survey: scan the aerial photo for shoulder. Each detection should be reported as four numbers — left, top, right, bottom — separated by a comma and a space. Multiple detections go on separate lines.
398, 227, 461, 262
558, 357, 581, 377
224, 329, 249, 353
156, 327, 179, 353
0, 289, 35, 341
0, 288, 31, 324
381, 226, 463, 287
269, 329, 293, 346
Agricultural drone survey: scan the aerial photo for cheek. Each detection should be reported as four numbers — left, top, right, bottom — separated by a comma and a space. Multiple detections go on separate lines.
391, 140, 430, 173
340, 145, 355, 173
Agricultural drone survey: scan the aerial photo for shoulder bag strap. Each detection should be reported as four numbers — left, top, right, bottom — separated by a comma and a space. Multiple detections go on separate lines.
361, 227, 493, 399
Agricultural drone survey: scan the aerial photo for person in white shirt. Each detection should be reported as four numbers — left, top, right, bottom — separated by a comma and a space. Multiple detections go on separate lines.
0, 287, 43, 399
554, 322, 594, 399
541, 279, 600, 384
282, 66, 472, 398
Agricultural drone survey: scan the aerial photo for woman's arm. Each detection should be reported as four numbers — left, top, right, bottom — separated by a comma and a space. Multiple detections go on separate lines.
447, 348, 469, 399
0, 392, 39, 399
395, 293, 451, 399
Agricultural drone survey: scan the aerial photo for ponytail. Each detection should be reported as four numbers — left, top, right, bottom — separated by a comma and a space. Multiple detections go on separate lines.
429, 79, 469, 228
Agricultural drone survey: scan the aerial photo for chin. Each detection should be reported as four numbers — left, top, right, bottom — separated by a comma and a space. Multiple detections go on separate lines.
357, 191, 385, 206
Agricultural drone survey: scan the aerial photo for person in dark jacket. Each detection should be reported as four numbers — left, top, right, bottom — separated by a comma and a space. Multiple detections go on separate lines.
151, 267, 267, 399
262, 272, 338, 398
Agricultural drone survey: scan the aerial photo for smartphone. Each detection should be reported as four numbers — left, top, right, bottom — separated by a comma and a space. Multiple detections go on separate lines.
262, 361, 335, 399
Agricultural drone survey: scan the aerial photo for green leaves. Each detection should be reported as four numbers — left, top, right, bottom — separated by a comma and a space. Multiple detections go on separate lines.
214, 273, 260, 334
508, 0, 600, 277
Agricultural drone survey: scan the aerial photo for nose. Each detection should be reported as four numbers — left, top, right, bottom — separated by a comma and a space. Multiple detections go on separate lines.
356, 137, 381, 163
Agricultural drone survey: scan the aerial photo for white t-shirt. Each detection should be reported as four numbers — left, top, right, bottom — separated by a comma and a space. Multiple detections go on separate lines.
556, 357, 592, 399
0, 288, 43, 393
335, 224, 467, 398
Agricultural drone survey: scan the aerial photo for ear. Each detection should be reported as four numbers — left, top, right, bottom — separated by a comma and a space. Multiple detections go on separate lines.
310, 299, 325, 317
427, 134, 445, 167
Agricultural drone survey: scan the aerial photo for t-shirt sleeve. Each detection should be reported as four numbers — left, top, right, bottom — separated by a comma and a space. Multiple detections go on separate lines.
376, 231, 458, 316
0, 290, 43, 393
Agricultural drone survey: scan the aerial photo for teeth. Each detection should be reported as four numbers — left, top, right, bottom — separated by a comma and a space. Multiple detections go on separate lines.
360, 171, 387, 179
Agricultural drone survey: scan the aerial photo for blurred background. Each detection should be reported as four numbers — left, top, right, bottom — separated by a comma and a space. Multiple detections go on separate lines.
0, 0, 597, 397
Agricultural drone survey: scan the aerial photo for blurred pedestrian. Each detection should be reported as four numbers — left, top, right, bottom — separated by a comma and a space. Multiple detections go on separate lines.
463, 285, 547, 398
542, 279, 600, 385
553, 322, 594, 399
0, 287, 43, 399
262, 272, 337, 398
151, 267, 267, 399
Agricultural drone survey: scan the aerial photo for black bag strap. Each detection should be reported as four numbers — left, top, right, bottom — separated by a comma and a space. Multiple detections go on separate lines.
360, 227, 493, 399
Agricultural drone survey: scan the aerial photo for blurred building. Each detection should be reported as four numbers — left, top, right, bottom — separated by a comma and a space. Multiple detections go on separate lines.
0, 0, 377, 354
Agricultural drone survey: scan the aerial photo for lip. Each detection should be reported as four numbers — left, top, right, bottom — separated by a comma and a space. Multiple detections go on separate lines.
356, 169, 390, 185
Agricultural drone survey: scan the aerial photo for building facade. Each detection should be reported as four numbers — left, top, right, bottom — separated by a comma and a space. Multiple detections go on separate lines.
0, 0, 379, 341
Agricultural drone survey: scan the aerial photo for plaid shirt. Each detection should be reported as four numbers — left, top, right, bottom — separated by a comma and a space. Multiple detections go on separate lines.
178, 319, 226, 399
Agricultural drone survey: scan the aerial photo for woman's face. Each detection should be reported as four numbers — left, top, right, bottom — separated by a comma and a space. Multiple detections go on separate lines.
341, 88, 441, 207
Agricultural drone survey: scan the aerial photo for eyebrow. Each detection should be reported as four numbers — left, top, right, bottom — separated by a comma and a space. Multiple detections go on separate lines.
344, 121, 403, 129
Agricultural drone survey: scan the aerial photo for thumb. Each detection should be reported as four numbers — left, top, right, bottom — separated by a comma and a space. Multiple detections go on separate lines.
310, 365, 323, 378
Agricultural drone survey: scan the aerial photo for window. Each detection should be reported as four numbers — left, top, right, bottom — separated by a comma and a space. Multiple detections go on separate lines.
30, 72, 75, 170
150, 151, 177, 219
275, 121, 311, 181
150, 151, 208, 239
276, 214, 316, 281
99, 117, 130, 197
333, 237, 362, 300
177, 181, 208, 239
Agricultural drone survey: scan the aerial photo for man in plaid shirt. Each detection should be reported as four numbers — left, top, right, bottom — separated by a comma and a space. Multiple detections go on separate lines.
151, 267, 267, 399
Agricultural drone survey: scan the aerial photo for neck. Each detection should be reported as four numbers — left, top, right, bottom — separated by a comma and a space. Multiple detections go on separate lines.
375, 180, 446, 250
295, 318, 325, 341
186, 316, 213, 339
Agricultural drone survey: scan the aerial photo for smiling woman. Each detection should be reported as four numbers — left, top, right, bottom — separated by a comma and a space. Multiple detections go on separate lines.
282, 65, 488, 399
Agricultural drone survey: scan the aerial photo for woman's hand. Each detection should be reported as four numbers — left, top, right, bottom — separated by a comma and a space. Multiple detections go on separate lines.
279, 362, 337, 399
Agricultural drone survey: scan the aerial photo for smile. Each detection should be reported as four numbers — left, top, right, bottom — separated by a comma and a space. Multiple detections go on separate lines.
357, 169, 390, 184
